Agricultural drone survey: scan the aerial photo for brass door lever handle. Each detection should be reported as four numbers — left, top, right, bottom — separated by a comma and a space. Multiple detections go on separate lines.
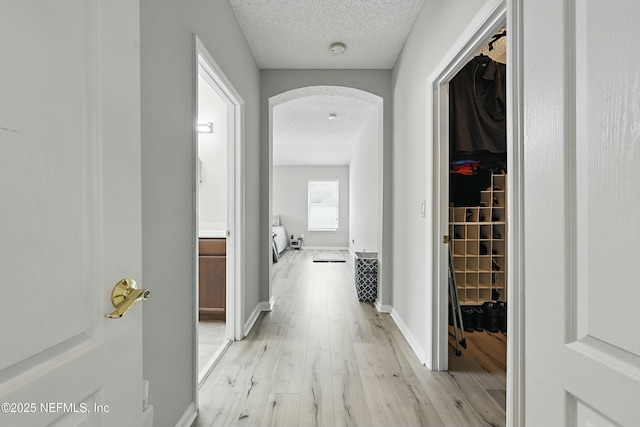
107, 278, 150, 319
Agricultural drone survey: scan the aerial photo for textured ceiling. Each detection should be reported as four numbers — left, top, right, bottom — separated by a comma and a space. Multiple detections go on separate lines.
228, 0, 427, 69
273, 91, 376, 166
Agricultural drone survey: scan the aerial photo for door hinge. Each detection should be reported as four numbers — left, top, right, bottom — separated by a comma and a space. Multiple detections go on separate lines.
443, 235, 450, 244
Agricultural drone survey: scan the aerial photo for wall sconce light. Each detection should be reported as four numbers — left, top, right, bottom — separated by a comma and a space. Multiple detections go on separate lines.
197, 122, 213, 133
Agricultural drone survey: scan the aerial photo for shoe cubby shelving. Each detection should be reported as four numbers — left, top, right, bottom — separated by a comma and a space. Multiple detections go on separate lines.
449, 173, 506, 305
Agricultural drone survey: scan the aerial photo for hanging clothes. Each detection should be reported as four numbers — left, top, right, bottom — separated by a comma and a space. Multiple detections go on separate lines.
451, 160, 481, 176
450, 167, 492, 206
449, 54, 506, 157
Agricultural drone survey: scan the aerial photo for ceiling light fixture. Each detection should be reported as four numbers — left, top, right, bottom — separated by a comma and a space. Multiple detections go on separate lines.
330, 42, 346, 56
328, 113, 337, 120
197, 122, 213, 133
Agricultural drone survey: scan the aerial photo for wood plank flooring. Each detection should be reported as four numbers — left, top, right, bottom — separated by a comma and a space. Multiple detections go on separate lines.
196, 249, 506, 427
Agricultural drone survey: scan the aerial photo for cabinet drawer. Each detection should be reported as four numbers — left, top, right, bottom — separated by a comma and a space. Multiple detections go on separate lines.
199, 238, 226, 256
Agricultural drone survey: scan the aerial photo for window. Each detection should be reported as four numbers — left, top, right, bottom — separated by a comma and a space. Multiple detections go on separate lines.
308, 180, 339, 231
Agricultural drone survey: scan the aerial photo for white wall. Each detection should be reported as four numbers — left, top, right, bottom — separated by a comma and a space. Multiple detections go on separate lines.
349, 108, 380, 255
198, 74, 227, 234
261, 70, 392, 306
273, 166, 349, 248
140, 1, 261, 425
391, 0, 494, 366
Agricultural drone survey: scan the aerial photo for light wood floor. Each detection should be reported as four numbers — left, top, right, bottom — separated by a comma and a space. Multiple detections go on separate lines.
195, 249, 506, 427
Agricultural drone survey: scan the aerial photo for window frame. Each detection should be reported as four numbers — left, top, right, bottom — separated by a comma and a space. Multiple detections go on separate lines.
307, 179, 340, 232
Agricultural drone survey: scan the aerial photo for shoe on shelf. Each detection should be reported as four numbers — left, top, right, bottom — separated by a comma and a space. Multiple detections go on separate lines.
473, 308, 484, 332
482, 302, 500, 333
480, 243, 488, 255
462, 308, 475, 332
498, 301, 507, 333
493, 230, 502, 239
466, 210, 473, 222
492, 259, 502, 271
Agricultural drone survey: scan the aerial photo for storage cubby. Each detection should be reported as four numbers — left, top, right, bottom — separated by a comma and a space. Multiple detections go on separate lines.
449, 173, 507, 304
453, 240, 466, 256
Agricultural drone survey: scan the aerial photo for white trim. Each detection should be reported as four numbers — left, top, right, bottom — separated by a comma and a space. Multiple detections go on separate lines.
303, 246, 349, 251
374, 300, 392, 313
269, 295, 276, 310
506, 0, 525, 425
198, 339, 231, 385
244, 301, 271, 337
174, 402, 197, 427
390, 308, 427, 365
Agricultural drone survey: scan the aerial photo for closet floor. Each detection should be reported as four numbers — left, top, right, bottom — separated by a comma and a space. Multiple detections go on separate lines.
449, 327, 507, 411
196, 249, 506, 427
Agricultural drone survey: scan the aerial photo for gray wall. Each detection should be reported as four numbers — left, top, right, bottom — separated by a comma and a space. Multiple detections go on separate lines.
261, 70, 393, 305
349, 109, 380, 255
273, 166, 350, 248
391, 0, 493, 366
140, 1, 260, 425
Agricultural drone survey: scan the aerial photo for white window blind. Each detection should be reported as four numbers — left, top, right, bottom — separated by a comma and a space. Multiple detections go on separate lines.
308, 180, 339, 231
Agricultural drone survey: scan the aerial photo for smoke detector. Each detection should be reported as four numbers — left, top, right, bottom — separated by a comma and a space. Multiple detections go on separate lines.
330, 42, 346, 56
328, 113, 337, 120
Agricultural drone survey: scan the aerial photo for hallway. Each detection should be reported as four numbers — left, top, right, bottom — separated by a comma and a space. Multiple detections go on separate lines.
196, 250, 505, 427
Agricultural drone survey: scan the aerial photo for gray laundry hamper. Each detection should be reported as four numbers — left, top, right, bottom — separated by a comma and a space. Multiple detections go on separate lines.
354, 252, 378, 302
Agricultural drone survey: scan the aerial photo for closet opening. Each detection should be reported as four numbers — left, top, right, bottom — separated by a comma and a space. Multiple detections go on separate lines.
447, 26, 508, 371
429, 1, 524, 424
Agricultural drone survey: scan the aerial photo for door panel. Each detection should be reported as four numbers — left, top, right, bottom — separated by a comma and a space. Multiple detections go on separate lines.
0, 0, 97, 372
576, 0, 640, 356
0, 1, 142, 426
524, 0, 640, 426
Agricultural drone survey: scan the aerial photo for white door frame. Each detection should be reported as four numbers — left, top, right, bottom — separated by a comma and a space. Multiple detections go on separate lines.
193, 36, 245, 381
429, 0, 525, 425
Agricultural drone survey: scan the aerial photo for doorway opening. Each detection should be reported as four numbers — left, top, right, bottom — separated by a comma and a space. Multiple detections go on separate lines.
268, 86, 385, 308
194, 37, 245, 388
430, 0, 524, 425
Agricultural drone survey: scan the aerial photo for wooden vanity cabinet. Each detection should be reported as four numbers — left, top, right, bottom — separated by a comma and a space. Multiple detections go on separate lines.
198, 238, 226, 321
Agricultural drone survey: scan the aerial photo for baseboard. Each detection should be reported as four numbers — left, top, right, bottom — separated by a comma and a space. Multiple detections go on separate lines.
390, 308, 427, 365
303, 246, 349, 250
174, 402, 197, 427
244, 301, 271, 336
374, 300, 392, 313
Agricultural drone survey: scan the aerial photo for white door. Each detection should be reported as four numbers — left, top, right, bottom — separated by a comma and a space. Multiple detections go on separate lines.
523, 1, 640, 426
0, 1, 143, 426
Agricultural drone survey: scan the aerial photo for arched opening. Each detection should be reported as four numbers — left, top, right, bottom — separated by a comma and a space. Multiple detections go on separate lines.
268, 86, 385, 309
